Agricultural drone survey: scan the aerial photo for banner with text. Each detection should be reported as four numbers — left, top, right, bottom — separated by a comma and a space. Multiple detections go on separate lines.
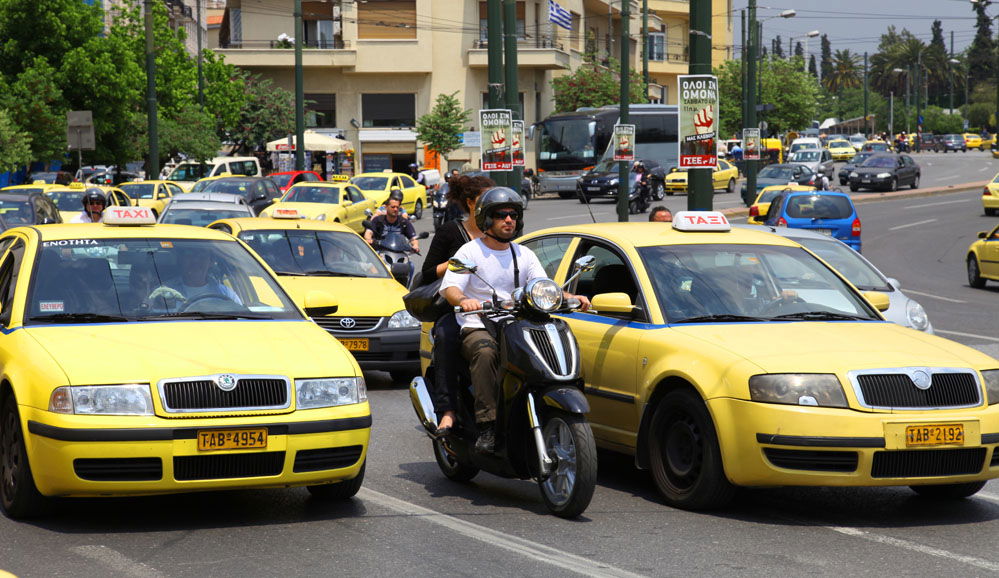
679, 75, 719, 168
480, 109, 513, 171
511, 120, 525, 166
742, 128, 761, 161
613, 124, 635, 161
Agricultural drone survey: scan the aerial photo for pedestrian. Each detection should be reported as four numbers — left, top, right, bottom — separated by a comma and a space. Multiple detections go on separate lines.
649, 206, 672, 222
818, 172, 830, 191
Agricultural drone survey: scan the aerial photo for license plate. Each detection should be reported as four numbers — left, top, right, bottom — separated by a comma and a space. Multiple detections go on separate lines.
339, 338, 369, 351
813, 228, 834, 236
862, 179, 870, 183
905, 424, 964, 447
588, 186, 601, 192
197, 428, 268, 451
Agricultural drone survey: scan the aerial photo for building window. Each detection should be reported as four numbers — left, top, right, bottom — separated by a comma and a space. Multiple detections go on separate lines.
478, 2, 525, 44
306, 93, 335, 128
648, 32, 665, 62
362, 94, 415, 127
358, 0, 416, 40
303, 2, 341, 48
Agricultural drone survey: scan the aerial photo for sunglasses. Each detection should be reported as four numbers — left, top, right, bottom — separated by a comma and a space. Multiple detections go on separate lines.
492, 210, 519, 221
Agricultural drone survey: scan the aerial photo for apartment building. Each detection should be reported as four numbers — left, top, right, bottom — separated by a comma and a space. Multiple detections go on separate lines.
216, 0, 731, 172
98, 0, 219, 56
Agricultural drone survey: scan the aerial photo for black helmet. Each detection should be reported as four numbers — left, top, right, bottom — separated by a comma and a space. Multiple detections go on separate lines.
82, 188, 107, 209
387, 189, 404, 203
475, 186, 524, 239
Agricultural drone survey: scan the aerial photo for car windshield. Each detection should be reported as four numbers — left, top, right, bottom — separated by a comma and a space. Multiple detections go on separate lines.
758, 166, 795, 180
119, 183, 157, 199
794, 237, 890, 291
790, 151, 821, 162
592, 159, 618, 173
828, 140, 851, 148
790, 143, 814, 153
849, 135, 865, 143
238, 229, 388, 278
351, 176, 389, 191
849, 153, 873, 166
159, 207, 252, 226
638, 244, 877, 323
48, 190, 85, 211
757, 190, 784, 203
25, 239, 301, 323
861, 156, 897, 168
0, 199, 34, 224
202, 179, 257, 198
785, 195, 854, 219
283, 185, 343, 204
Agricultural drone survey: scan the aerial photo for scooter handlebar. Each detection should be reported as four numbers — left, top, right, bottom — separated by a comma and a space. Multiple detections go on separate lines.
455, 301, 495, 315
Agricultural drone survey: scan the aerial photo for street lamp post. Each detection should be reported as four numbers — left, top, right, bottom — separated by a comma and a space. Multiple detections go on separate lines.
790, 30, 820, 72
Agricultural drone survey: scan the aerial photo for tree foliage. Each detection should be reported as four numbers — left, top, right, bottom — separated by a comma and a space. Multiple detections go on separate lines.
717, 57, 820, 137
227, 75, 296, 155
0, 57, 66, 162
969, 2, 996, 89
820, 34, 832, 81
415, 92, 471, 161
551, 59, 648, 113
0, 109, 31, 173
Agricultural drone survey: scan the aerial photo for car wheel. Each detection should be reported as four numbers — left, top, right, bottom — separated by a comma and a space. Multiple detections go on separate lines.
651, 181, 665, 201
0, 393, 47, 519
725, 179, 735, 194
307, 460, 365, 500
986, 208, 997, 216
839, 179, 847, 186
911, 174, 919, 190
648, 389, 735, 510
412, 199, 424, 220
910, 481, 986, 499
849, 184, 859, 192
968, 256, 986, 288
888, 178, 898, 192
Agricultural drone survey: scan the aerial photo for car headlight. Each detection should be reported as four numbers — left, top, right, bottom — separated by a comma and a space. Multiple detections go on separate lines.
388, 309, 420, 329
850, 172, 858, 178
525, 278, 563, 312
905, 299, 929, 332
748, 374, 848, 408
314, 213, 326, 221
49, 384, 154, 415
297, 377, 367, 409
608, 178, 619, 186
876, 172, 892, 179
981, 370, 999, 405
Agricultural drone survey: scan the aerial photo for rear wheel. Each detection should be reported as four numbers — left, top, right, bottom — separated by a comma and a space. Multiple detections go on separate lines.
968, 256, 986, 288
538, 412, 597, 519
307, 461, 365, 500
412, 199, 424, 220
849, 184, 859, 192
0, 394, 46, 519
433, 437, 478, 482
911, 174, 919, 190
910, 481, 985, 499
725, 179, 736, 194
986, 208, 997, 216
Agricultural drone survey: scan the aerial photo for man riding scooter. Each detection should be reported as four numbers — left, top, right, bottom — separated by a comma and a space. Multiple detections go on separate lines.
364, 191, 420, 252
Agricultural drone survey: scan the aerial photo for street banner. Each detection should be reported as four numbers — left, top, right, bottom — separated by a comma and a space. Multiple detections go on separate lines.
480, 109, 513, 171
612, 124, 635, 161
511, 120, 525, 166
679, 75, 719, 168
742, 128, 761, 161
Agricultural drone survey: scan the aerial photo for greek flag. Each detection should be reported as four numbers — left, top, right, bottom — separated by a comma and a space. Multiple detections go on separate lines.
548, 0, 572, 31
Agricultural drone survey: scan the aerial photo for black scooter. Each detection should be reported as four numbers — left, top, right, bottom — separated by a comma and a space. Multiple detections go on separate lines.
362, 211, 429, 287
409, 256, 598, 518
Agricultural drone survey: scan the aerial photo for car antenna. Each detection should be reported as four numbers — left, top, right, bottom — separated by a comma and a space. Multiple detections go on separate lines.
579, 183, 598, 223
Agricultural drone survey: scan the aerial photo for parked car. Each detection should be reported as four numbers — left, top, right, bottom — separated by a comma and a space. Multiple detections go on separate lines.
848, 133, 866, 151
936, 134, 967, 153
740, 163, 817, 205
860, 140, 892, 153
983, 171, 999, 216
848, 153, 920, 192
86, 171, 143, 186
166, 156, 263, 191
787, 148, 835, 178
576, 158, 666, 202
762, 189, 862, 251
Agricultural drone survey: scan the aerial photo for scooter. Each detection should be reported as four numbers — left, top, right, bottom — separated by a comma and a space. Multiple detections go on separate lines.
432, 185, 462, 230
362, 211, 429, 287
409, 255, 598, 518
629, 173, 651, 214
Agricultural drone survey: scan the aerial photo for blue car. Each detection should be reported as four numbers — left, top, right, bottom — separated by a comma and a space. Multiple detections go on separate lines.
762, 189, 861, 251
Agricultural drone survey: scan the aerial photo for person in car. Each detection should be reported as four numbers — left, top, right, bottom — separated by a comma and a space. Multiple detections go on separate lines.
148, 247, 242, 308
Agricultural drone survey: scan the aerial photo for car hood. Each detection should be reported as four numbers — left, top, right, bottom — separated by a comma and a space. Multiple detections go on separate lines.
25, 321, 356, 385
854, 166, 896, 174
580, 171, 619, 181
279, 275, 406, 317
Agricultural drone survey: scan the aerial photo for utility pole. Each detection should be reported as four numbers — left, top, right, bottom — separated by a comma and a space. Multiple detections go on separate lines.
294, 0, 305, 170
744, 0, 757, 207
642, 0, 649, 86
197, 0, 203, 108
144, 0, 159, 179
863, 52, 868, 137
504, 0, 521, 189
487, 0, 505, 186
916, 53, 922, 152
741, 10, 746, 129
950, 30, 954, 114
994, 13, 999, 132
688, 0, 712, 210
616, 0, 630, 222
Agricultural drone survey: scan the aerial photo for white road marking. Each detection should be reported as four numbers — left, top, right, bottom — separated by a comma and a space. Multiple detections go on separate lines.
358, 488, 644, 578
826, 526, 999, 572
976, 492, 999, 504
904, 198, 975, 209
935, 329, 999, 343
981, 167, 990, 172
889, 218, 936, 231
69, 545, 165, 578
902, 289, 967, 303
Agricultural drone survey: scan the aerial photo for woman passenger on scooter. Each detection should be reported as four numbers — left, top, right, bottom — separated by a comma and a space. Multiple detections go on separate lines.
419, 174, 495, 435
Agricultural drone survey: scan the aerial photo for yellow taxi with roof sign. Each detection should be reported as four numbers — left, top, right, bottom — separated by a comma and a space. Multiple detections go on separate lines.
963, 133, 984, 150
210, 211, 421, 383
663, 159, 739, 195
0, 183, 68, 196
350, 172, 428, 219
258, 182, 377, 234
517, 211, 999, 510
826, 139, 856, 161
118, 180, 184, 216
0, 205, 369, 519
747, 184, 817, 224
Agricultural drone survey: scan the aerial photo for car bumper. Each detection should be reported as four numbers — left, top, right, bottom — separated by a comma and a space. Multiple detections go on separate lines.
579, 184, 622, 197
709, 397, 999, 487
983, 196, 999, 210
849, 176, 892, 188
22, 404, 371, 497
324, 327, 421, 370
832, 153, 855, 161
664, 182, 688, 194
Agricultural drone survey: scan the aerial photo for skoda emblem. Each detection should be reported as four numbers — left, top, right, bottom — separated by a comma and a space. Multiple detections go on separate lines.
910, 369, 932, 390
339, 317, 356, 329
215, 374, 238, 392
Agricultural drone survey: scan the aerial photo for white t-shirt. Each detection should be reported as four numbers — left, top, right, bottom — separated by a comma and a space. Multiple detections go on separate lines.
71, 211, 99, 223
439, 238, 548, 330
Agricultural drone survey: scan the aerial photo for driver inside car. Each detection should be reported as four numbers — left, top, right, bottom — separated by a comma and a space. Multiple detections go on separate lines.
148, 247, 242, 309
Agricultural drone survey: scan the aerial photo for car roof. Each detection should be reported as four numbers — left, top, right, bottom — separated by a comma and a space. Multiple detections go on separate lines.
0, 193, 36, 201
7, 222, 238, 243
525, 222, 802, 249
288, 181, 347, 189
169, 192, 249, 203
212, 217, 356, 234
783, 189, 853, 199
163, 201, 253, 211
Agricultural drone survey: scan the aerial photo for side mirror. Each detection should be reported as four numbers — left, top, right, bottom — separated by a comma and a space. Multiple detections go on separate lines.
591, 292, 635, 314
364, 208, 373, 218
342, 197, 353, 206
978, 231, 987, 239
304, 290, 339, 317
417, 231, 430, 239
863, 291, 891, 312
447, 258, 477, 274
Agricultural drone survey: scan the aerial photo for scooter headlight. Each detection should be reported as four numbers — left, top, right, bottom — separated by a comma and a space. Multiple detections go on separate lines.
525, 278, 562, 312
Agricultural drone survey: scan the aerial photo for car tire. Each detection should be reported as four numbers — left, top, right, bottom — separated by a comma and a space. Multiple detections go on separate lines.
968, 256, 986, 288
725, 179, 735, 194
0, 393, 47, 519
910, 481, 986, 499
849, 184, 859, 192
412, 199, 424, 220
651, 181, 665, 201
911, 174, 919, 190
648, 389, 735, 510
577, 192, 588, 204
839, 179, 847, 186
558, 191, 575, 199
307, 460, 365, 500
888, 178, 898, 192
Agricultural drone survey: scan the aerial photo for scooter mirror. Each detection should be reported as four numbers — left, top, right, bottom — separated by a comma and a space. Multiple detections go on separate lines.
364, 208, 373, 218
447, 258, 477, 274
573, 255, 596, 273
418, 231, 430, 239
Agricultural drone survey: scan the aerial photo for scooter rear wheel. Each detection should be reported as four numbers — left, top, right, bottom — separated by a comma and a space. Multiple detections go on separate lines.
433, 437, 479, 482
538, 411, 597, 519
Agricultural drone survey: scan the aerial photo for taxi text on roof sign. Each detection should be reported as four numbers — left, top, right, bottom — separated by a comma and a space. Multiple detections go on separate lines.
672, 211, 731, 231
102, 206, 156, 225
273, 207, 303, 219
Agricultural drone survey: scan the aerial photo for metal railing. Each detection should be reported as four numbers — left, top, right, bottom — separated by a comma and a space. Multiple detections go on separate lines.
218, 39, 352, 50
472, 38, 564, 50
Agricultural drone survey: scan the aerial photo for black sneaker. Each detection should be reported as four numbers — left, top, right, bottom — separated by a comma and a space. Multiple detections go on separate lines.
474, 423, 496, 453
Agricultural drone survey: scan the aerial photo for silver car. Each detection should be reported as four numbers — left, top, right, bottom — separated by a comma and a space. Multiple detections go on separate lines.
739, 225, 932, 333
158, 198, 254, 227
787, 148, 835, 178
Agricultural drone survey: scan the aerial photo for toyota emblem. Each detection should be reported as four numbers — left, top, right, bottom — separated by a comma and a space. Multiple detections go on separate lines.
339, 317, 356, 329
215, 374, 238, 391
910, 369, 932, 390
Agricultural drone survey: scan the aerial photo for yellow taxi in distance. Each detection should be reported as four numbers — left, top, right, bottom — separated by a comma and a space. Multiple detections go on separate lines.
210, 213, 421, 382
747, 184, 817, 224
350, 172, 428, 219
963, 133, 984, 150
967, 222, 999, 288
118, 180, 184, 216
826, 139, 856, 161
0, 207, 369, 518
46, 184, 133, 223
861, 140, 893, 153
983, 172, 999, 216
663, 159, 739, 195
0, 183, 70, 196
518, 213, 999, 510
259, 182, 377, 234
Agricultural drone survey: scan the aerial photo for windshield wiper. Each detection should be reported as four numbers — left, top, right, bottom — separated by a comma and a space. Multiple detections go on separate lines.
770, 311, 870, 321
273, 270, 309, 276
138, 312, 272, 320
674, 314, 770, 324
30, 313, 130, 324
301, 270, 361, 277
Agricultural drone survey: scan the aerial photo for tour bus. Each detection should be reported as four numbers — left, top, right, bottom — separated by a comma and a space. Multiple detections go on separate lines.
533, 104, 679, 197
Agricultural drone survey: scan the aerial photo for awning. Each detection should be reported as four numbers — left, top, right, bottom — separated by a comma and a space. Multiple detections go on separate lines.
266, 130, 354, 152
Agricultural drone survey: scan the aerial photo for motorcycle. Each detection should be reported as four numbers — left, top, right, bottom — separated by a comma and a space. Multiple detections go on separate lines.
363, 211, 429, 287
629, 173, 651, 214
409, 255, 599, 518
432, 183, 463, 230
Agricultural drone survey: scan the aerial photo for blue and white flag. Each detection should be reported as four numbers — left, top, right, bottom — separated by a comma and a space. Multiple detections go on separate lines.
548, 0, 572, 31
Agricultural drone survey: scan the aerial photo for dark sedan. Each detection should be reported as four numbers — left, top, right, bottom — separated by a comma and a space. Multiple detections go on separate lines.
848, 153, 920, 192
838, 151, 876, 185
576, 158, 666, 202
936, 134, 967, 153
0, 193, 61, 225
199, 176, 283, 215
740, 163, 817, 205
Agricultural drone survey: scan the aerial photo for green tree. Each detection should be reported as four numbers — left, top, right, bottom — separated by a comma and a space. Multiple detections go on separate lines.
227, 75, 296, 154
824, 50, 862, 93
969, 2, 995, 90
820, 34, 832, 81
0, 0, 103, 79
202, 51, 249, 141
0, 108, 31, 173
415, 92, 471, 163
551, 59, 647, 113
158, 104, 222, 162
717, 57, 819, 137
0, 57, 66, 163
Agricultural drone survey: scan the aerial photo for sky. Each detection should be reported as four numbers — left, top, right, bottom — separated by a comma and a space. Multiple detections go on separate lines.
731, 0, 987, 59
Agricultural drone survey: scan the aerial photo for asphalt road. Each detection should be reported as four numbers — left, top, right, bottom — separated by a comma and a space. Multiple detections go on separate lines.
3, 152, 999, 577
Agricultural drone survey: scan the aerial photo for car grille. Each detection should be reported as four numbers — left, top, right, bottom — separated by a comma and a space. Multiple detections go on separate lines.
525, 324, 576, 378
293, 445, 364, 473
763, 449, 858, 472
174, 451, 285, 481
160, 376, 290, 413
870, 448, 986, 478
850, 369, 981, 409
74, 458, 163, 481
313, 316, 383, 333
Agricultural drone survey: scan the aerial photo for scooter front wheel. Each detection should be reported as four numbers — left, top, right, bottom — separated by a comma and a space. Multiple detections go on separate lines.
433, 437, 479, 482
538, 412, 597, 519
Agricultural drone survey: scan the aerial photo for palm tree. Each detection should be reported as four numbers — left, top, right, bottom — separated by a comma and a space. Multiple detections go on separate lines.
824, 49, 862, 93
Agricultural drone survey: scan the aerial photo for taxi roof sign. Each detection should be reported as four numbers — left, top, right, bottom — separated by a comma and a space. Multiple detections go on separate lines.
102, 206, 157, 225
328, 174, 350, 182
272, 207, 304, 219
672, 211, 731, 232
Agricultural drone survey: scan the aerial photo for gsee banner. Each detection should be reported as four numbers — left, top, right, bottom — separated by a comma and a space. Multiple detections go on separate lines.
480, 109, 513, 171
679, 75, 719, 169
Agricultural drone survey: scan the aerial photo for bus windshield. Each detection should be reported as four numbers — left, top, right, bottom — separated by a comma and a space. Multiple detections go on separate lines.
538, 118, 596, 167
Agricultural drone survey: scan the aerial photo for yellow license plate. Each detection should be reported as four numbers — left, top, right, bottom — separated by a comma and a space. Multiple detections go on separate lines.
197, 428, 268, 451
339, 338, 369, 351
905, 424, 965, 447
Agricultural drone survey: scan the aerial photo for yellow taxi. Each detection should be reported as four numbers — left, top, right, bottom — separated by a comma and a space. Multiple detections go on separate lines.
518, 213, 999, 510
118, 180, 184, 216
663, 159, 739, 195
826, 139, 856, 161
0, 206, 369, 518
350, 172, 428, 219
209, 212, 421, 382
967, 222, 999, 288
45, 183, 133, 222
861, 140, 893, 153
963, 133, 984, 150
983, 172, 999, 216
258, 182, 377, 234
0, 183, 70, 196
747, 184, 817, 224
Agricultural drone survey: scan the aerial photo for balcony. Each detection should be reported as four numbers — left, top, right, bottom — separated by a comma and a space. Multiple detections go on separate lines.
468, 39, 570, 70
648, 50, 687, 75
649, 0, 690, 16
216, 40, 357, 69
